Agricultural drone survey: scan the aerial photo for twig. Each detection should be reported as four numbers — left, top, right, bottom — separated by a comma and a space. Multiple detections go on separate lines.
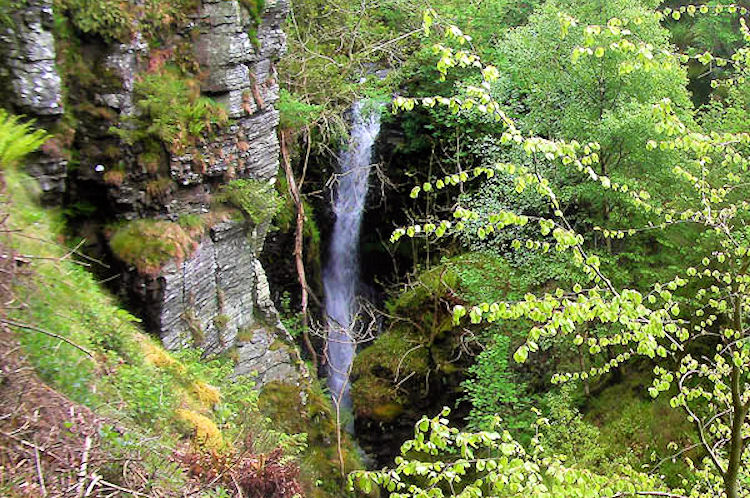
1, 318, 94, 358
97, 479, 152, 497
394, 344, 423, 383
34, 445, 47, 496
76, 436, 92, 498
232, 474, 245, 498
84, 473, 101, 496
0, 429, 63, 463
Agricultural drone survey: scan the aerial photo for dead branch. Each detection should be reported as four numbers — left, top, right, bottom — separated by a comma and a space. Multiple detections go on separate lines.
281, 129, 318, 371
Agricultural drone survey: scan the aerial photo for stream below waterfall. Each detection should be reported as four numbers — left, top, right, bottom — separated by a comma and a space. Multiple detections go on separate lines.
323, 101, 382, 417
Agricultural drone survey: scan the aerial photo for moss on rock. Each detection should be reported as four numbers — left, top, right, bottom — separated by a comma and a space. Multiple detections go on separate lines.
109, 219, 198, 276
258, 381, 363, 497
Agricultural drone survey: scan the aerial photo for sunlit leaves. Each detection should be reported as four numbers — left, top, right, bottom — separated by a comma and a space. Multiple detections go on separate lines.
350, 408, 668, 497
391, 7, 750, 496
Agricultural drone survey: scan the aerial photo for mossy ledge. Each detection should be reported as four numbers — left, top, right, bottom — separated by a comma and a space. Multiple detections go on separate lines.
108, 219, 199, 277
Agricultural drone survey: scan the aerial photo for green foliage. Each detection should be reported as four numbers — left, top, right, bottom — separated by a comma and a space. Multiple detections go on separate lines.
278, 89, 323, 131
238, 0, 266, 44
278, 0, 419, 148
491, 0, 693, 229
0, 0, 24, 26
391, 4, 750, 495
541, 384, 607, 463
582, 374, 698, 488
0, 110, 49, 168
112, 67, 228, 154
277, 292, 304, 339
53, 0, 134, 42
461, 332, 531, 432
215, 178, 281, 226
109, 219, 198, 276
113, 363, 180, 427
350, 407, 668, 497
53, 0, 199, 42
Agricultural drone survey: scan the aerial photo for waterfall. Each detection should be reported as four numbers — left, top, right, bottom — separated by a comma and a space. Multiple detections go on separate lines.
324, 101, 381, 413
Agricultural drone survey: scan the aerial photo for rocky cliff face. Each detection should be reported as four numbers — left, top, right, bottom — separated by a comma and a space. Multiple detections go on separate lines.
0, 0, 67, 203
0, 0, 302, 387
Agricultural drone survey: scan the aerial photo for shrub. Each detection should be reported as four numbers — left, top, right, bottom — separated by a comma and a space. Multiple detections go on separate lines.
145, 177, 173, 200
238, 0, 266, 45
53, 0, 201, 42
109, 219, 197, 276
214, 313, 230, 330
103, 169, 126, 186
114, 364, 180, 427
53, 0, 134, 42
138, 150, 163, 174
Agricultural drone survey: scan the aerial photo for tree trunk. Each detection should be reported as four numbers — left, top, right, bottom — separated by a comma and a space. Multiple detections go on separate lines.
577, 340, 590, 397
724, 296, 748, 498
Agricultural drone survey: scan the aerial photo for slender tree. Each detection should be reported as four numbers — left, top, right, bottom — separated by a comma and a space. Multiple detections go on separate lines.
379, 4, 750, 497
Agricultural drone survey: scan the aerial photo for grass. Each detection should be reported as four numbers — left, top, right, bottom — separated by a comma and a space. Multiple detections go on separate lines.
0, 166, 302, 493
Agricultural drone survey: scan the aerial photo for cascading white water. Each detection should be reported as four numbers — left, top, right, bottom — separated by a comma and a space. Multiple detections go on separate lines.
324, 101, 381, 412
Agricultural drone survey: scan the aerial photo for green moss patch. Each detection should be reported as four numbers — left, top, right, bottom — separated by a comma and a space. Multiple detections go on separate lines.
389, 251, 515, 314
109, 219, 198, 276
215, 178, 281, 226
352, 253, 519, 422
258, 381, 363, 497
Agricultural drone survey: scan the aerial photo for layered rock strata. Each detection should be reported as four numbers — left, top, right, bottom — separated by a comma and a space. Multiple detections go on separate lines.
0, 0, 301, 387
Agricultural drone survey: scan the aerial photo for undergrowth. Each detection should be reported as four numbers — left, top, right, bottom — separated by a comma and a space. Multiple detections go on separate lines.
1, 165, 304, 494
112, 67, 228, 155
53, 0, 200, 43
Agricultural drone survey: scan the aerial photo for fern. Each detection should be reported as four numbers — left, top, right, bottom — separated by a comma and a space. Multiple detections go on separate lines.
0, 110, 49, 169
111, 68, 227, 153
